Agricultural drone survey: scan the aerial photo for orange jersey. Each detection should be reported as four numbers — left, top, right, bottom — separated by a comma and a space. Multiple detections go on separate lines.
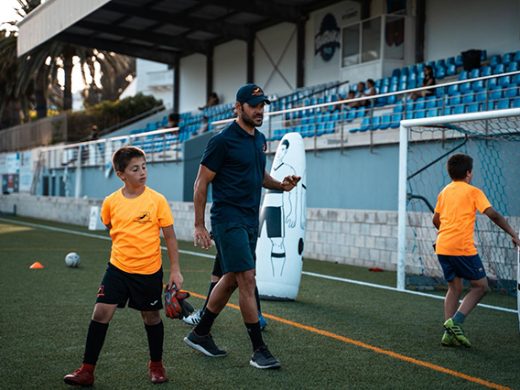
434, 181, 491, 255
101, 186, 174, 274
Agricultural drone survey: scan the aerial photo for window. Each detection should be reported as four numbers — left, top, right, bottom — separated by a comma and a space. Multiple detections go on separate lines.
361, 17, 381, 62
342, 24, 360, 66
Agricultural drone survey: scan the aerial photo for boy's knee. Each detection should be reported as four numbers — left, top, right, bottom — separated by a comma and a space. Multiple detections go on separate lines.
141, 310, 161, 325
471, 278, 488, 296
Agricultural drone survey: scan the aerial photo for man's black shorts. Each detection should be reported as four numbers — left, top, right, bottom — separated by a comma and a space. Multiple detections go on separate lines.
96, 263, 164, 311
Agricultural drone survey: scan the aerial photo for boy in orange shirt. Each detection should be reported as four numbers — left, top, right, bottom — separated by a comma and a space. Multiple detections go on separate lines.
433, 153, 519, 347
64, 146, 183, 386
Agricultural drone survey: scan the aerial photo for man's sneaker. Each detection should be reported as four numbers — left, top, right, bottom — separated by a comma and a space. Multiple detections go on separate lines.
148, 361, 168, 384
443, 318, 471, 347
258, 311, 267, 331
183, 309, 202, 326
441, 331, 460, 347
184, 331, 227, 357
63, 364, 95, 386
250, 345, 281, 369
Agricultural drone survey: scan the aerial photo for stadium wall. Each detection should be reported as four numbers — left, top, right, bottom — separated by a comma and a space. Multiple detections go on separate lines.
0, 194, 399, 271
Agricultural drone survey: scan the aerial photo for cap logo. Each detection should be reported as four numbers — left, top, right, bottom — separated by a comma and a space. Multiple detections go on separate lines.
252, 87, 263, 96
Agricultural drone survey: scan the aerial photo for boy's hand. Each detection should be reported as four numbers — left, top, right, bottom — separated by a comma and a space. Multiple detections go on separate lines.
194, 226, 212, 249
168, 270, 183, 291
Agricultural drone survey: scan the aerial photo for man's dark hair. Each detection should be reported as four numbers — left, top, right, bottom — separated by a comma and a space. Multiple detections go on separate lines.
447, 153, 473, 180
112, 146, 146, 172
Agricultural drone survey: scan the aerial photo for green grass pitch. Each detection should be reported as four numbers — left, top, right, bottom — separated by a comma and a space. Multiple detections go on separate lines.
0, 216, 518, 389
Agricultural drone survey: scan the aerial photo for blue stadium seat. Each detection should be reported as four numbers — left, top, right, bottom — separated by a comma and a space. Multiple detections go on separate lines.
462, 92, 475, 104
513, 74, 520, 85
514, 51, 520, 62
448, 94, 462, 106
512, 97, 520, 108
475, 91, 487, 102
504, 86, 518, 98
453, 105, 464, 114
493, 63, 505, 74
414, 110, 426, 119
502, 52, 513, 64
393, 101, 404, 113
480, 50, 487, 61
447, 84, 459, 96
443, 107, 452, 116
496, 99, 509, 109
458, 71, 468, 80
379, 114, 391, 130
459, 82, 472, 94
425, 96, 437, 109
455, 55, 463, 67
469, 68, 480, 79
446, 56, 456, 66
489, 88, 502, 101
390, 113, 402, 128
480, 66, 492, 77
346, 109, 356, 122
498, 76, 511, 87
370, 116, 381, 130
465, 103, 479, 113
506, 62, 518, 72
446, 63, 456, 76
427, 108, 439, 117
436, 66, 446, 79
489, 55, 501, 67
415, 98, 425, 110
471, 80, 485, 92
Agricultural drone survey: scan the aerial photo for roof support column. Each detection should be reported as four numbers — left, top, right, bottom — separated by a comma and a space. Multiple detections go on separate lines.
173, 56, 180, 113
247, 34, 255, 83
296, 19, 305, 88
206, 47, 214, 100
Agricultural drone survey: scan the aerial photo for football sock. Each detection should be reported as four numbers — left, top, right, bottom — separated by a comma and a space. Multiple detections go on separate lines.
254, 286, 262, 313
245, 322, 264, 351
202, 281, 218, 312
452, 311, 466, 324
145, 321, 164, 362
194, 308, 218, 336
83, 320, 109, 365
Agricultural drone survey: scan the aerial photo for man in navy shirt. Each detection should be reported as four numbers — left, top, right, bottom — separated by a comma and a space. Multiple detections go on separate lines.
184, 84, 300, 369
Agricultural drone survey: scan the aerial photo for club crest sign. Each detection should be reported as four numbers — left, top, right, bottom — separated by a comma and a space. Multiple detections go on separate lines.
314, 13, 340, 62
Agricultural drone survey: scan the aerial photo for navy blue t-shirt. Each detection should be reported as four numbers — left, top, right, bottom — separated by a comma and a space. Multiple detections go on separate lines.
201, 121, 267, 227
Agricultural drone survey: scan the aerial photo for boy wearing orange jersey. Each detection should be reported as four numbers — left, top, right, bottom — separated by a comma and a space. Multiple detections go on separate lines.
433, 154, 519, 347
64, 146, 183, 386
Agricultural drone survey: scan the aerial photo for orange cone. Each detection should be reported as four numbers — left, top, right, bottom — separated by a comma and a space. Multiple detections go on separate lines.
30, 261, 44, 269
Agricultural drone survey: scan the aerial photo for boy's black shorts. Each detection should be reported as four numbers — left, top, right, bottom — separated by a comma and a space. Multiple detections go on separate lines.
96, 263, 164, 311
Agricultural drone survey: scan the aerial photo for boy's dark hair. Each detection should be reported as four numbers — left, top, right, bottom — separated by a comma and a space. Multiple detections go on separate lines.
447, 153, 473, 180
112, 146, 146, 172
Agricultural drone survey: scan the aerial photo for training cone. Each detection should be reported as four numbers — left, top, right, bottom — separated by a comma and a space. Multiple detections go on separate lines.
30, 262, 44, 269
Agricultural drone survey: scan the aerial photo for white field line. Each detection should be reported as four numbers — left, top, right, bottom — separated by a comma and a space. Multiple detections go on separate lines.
1, 217, 516, 314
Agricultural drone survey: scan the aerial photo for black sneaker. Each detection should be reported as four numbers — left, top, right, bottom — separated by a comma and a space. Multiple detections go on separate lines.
184, 331, 227, 357
250, 345, 281, 369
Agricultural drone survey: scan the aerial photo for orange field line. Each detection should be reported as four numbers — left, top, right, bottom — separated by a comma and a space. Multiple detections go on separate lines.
188, 292, 510, 390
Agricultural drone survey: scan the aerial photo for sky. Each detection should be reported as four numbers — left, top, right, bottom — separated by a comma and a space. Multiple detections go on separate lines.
0, 0, 95, 96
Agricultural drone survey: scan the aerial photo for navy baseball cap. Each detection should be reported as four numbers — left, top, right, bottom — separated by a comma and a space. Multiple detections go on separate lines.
236, 84, 271, 106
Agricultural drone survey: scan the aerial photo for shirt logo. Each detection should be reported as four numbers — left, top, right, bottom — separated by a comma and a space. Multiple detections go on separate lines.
134, 211, 151, 223
97, 285, 105, 297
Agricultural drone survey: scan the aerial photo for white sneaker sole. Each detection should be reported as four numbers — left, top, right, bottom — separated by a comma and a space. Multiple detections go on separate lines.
249, 360, 281, 369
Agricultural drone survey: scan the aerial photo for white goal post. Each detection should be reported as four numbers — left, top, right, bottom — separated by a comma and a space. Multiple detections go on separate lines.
397, 107, 520, 291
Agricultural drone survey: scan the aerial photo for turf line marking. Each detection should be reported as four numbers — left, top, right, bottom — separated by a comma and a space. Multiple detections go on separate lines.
1, 217, 516, 315
188, 290, 510, 390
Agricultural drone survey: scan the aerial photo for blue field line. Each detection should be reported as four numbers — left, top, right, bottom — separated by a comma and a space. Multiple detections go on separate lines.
1, 217, 516, 315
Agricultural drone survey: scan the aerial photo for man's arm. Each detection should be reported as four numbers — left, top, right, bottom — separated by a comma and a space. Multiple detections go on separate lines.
432, 212, 440, 230
161, 225, 183, 289
483, 207, 520, 247
263, 170, 300, 191
193, 164, 216, 249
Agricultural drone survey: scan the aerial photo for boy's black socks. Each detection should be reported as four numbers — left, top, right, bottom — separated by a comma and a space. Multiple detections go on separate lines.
145, 321, 164, 362
83, 320, 109, 365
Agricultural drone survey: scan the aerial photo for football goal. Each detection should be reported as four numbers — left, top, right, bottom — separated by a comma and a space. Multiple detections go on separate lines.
397, 108, 520, 294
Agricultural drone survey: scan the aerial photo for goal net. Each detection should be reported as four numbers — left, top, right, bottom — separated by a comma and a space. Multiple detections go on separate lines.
397, 108, 520, 295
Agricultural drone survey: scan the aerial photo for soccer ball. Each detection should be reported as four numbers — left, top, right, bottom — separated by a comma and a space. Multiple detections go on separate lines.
65, 252, 81, 268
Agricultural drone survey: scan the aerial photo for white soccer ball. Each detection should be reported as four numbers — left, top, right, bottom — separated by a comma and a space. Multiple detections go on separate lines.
65, 252, 81, 268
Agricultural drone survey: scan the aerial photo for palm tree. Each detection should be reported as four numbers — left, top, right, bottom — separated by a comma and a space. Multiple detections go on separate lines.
0, 0, 135, 126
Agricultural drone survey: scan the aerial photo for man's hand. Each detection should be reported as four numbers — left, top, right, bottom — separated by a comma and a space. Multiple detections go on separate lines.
194, 225, 213, 249
280, 175, 301, 191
